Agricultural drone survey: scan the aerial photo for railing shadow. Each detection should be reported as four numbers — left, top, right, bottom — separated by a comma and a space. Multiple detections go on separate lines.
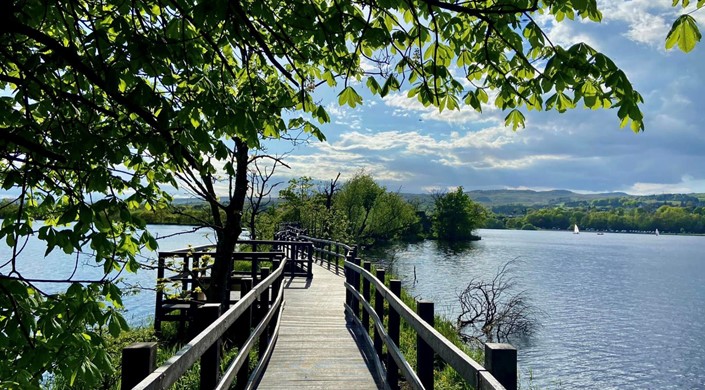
283, 276, 312, 289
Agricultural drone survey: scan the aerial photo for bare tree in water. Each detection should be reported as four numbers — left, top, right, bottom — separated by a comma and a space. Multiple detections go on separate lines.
456, 259, 539, 347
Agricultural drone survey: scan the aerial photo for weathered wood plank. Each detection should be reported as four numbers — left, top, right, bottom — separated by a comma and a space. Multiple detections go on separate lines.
257, 263, 380, 389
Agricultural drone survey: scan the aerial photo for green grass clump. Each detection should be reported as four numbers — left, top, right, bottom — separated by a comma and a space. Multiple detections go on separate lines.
362, 271, 482, 390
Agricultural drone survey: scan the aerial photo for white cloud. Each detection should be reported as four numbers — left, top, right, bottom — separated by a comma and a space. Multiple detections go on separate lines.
326, 102, 362, 130
282, 142, 414, 182
543, 19, 603, 50
597, 1, 676, 48
623, 176, 705, 195
382, 92, 499, 125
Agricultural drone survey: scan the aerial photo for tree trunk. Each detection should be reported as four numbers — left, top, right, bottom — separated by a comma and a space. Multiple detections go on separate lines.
207, 137, 249, 307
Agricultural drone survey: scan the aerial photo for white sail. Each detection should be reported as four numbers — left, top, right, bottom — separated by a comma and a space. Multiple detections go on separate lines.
574, 224, 580, 234
655, 228, 660, 236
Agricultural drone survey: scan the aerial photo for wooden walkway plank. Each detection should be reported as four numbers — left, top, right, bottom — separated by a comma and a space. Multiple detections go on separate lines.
257, 263, 380, 389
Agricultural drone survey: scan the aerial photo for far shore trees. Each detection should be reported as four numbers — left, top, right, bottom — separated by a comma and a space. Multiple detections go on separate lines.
1, 0, 702, 386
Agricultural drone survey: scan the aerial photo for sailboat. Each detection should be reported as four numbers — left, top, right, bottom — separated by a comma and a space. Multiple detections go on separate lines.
655, 228, 660, 236
574, 224, 580, 234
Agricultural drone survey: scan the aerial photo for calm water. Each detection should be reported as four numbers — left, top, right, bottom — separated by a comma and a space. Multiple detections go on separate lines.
4, 227, 704, 388
0, 224, 216, 325
367, 229, 705, 389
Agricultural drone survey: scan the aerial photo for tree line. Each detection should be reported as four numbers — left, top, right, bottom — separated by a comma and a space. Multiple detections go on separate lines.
486, 204, 705, 234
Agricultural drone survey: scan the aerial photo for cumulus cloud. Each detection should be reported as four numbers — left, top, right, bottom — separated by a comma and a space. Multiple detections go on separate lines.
624, 176, 705, 195
597, 0, 675, 48
382, 92, 500, 125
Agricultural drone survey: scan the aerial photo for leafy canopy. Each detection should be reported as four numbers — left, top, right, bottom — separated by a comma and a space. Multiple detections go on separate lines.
0, 0, 702, 386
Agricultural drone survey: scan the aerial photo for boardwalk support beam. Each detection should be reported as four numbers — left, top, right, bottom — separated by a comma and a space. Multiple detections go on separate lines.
485, 343, 517, 390
417, 300, 435, 390
197, 304, 222, 389
374, 268, 386, 358
121, 342, 157, 390
387, 280, 401, 390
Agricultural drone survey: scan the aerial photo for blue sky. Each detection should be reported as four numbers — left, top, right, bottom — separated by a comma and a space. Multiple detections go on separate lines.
264, 2, 705, 195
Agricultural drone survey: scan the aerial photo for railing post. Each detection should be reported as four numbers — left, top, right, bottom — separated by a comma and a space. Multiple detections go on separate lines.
352, 257, 361, 319
154, 255, 165, 334
251, 254, 259, 286
362, 261, 371, 331
197, 303, 221, 390
484, 343, 517, 390
387, 280, 401, 390
374, 269, 385, 358
334, 243, 340, 274
235, 278, 253, 390
307, 243, 313, 279
290, 242, 296, 278
417, 300, 435, 390
345, 250, 353, 309
270, 260, 283, 337
121, 342, 157, 390
259, 267, 271, 358
271, 260, 281, 304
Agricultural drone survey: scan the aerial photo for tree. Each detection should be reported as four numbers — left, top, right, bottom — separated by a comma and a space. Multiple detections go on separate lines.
335, 173, 385, 239
457, 260, 539, 347
1, 0, 701, 386
245, 154, 289, 240
334, 172, 418, 243
432, 187, 487, 241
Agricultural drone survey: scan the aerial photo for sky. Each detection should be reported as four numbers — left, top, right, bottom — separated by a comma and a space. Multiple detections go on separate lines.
263, 1, 705, 196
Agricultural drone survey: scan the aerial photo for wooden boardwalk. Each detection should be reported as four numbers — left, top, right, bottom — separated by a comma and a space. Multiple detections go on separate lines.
257, 263, 381, 389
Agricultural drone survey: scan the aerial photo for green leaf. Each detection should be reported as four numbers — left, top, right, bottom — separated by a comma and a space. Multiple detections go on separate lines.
504, 109, 526, 131
337, 86, 363, 108
666, 15, 702, 53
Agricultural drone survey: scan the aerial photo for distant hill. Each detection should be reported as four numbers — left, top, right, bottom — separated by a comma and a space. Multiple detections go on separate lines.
172, 189, 704, 212
465, 189, 629, 206
400, 189, 703, 212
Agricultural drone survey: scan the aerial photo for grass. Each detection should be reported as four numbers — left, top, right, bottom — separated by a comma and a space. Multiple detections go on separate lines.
363, 270, 483, 390
46, 319, 264, 390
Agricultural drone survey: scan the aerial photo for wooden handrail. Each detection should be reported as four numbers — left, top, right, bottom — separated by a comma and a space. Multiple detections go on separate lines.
275, 225, 515, 390
298, 234, 353, 252
344, 260, 506, 389
132, 258, 287, 390
215, 285, 285, 389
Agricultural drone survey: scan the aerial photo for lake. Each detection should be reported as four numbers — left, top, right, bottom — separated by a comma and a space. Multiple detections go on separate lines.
366, 229, 705, 389
0, 224, 217, 325
3, 226, 704, 388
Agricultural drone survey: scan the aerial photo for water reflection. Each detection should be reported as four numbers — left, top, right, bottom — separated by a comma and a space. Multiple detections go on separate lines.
433, 239, 478, 257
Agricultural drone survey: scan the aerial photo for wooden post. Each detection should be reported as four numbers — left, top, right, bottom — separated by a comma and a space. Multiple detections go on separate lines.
251, 254, 259, 286
154, 255, 165, 334
417, 301, 435, 390
352, 257, 361, 319
327, 242, 332, 270
362, 261, 371, 331
335, 243, 340, 274
259, 267, 271, 359
271, 260, 281, 304
121, 342, 157, 390
374, 269, 385, 358
270, 260, 282, 337
197, 303, 221, 390
344, 250, 353, 309
290, 243, 296, 278
236, 278, 253, 390
178, 253, 191, 337
306, 243, 313, 279
484, 343, 517, 390
387, 280, 401, 390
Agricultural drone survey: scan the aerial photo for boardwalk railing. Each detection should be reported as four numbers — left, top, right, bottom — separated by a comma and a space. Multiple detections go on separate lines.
121, 240, 309, 390
279, 230, 517, 390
